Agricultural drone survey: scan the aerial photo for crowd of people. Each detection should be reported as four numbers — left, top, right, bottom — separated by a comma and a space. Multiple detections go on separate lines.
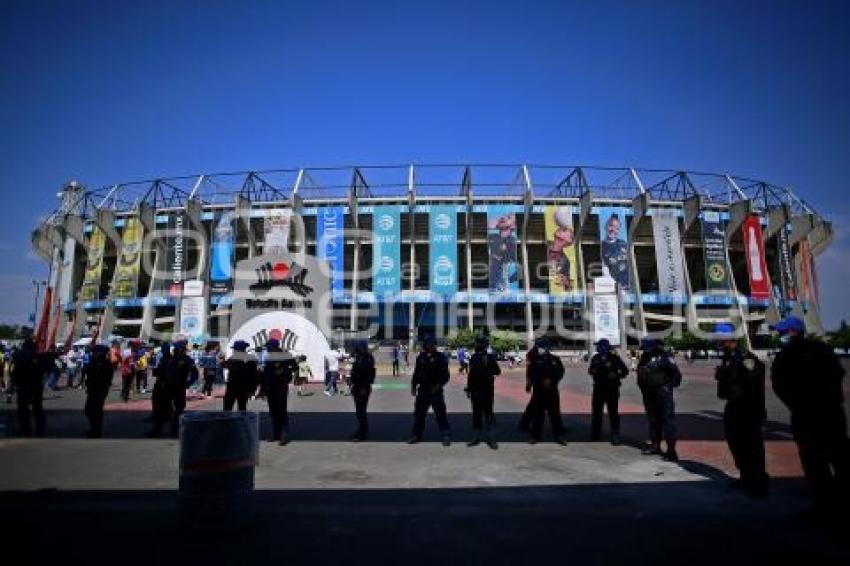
4, 314, 848, 513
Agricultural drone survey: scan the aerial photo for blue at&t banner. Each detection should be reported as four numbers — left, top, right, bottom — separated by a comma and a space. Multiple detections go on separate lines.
317, 207, 345, 291
373, 205, 401, 297
429, 205, 457, 297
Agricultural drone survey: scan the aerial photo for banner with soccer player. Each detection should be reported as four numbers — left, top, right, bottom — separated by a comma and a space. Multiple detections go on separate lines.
544, 205, 578, 294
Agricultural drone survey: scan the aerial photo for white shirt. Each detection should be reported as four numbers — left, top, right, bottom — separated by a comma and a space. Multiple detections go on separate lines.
325, 350, 340, 372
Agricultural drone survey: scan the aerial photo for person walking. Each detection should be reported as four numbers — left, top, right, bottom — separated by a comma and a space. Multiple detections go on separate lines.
465, 335, 500, 449
146, 343, 172, 437
770, 316, 848, 512
350, 341, 376, 441
524, 338, 567, 445
713, 323, 769, 498
636, 338, 682, 462
457, 345, 468, 374
407, 336, 451, 446
263, 339, 298, 444
13, 338, 45, 436
391, 343, 401, 377
200, 344, 218, 398
84, 344, 113, 438
587, 338, 628, 445
324, 347, 340, 396
294, 355, 312, 396
223, 341, 259, 411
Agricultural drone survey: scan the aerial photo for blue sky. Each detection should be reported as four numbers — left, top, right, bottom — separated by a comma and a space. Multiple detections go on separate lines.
1, 0, 848, 327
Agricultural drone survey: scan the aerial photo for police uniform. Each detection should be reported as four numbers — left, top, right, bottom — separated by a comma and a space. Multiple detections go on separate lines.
160, 347, 195, 436
466, 347, 501, 447
637, 348, 682, 459
526, 349, 566, 443
12, 342, 45, 436
349, 349, 376, 440
588, 350, 628, 442
771, 336, 848, 506
715, 347, 768, 496
263, 348, 298, 443
223, 352, 259, 411
84, 347, 114, 438
410, 348, 451, 443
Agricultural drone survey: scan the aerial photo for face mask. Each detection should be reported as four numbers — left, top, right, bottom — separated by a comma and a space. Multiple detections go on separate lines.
780, 335, 791, 345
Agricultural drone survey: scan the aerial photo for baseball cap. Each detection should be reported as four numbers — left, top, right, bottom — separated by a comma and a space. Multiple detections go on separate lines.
769, 316, 805, 334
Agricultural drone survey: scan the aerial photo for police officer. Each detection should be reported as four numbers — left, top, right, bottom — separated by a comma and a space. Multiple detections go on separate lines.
713, 323, 769, 498
349, 340, 376, 441
408, 336, 451, 446
263, 338, 298, 445
12, 338, 45, 436
169, 340, 196, 434
770, 316, 849, 510
84, 344, 113, 438
525, 338, 567, 445
636, 338, 682, 461
587, 338, 628, 445
465, 335, 501, 449
223, 340, 259, 411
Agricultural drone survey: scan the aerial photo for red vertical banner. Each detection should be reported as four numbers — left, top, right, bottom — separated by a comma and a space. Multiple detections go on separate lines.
46, 305, 61, 349
34, 286, 53, 353
799, 239, 813, 309
63, 310, 77, 350
742, 215, 770, 300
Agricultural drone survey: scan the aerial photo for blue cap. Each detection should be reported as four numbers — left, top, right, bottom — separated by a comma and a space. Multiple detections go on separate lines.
640, 338, 660, 351
770, 316, 805, 334
713, 323, 736, 340
421, 334, 436, 346
232, 340, 249, 352
595, 338, 611, 351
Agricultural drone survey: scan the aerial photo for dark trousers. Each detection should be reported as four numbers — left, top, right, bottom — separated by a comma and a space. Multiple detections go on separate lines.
203, 370, 215, 396
151, 387, 187, 435
724, 401, 767, 489
120, 373, 133, 402
267, 385, 289, 440
16, 388, 45, 436
591, 383, 620, 438
352, 385, 371, 437
641, 385, 676, 444
470, 389, 495, 434
85, 392, 107, 437
791, 406, 850, 504
392, 361, 399, 376
135, 370, 147, 392
412, 389, 450, 438
149, 380, 172, 436
223, 385, 249, 411
529, 388, 565, 440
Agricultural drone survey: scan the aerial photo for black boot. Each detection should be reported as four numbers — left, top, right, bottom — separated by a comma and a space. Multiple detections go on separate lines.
663, 441, 679, 462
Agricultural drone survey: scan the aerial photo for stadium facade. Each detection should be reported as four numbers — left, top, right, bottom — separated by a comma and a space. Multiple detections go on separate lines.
31, 164, 833, 351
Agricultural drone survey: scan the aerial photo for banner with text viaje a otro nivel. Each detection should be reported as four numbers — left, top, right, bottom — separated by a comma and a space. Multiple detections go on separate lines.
316, 207, 345, 292
112, 217, 144, 300
651, 209, 686, 299
701, 211, 728, 290
487, 205, 519, 294
373, 205, 401, 297
79, 226, 106, 302
742, 214, 770, 301
544, 205, 578, 294
597, 207, 631, 291
429, 205, 458, 297
210, 211, 235, 296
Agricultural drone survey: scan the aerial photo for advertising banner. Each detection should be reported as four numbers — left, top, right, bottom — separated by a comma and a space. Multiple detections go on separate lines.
316, 207, 345, 292
775, 225, 797, 303
544, 205, 578, 294
429, 205, 457, 297
179, 295, 206, 342
593, 278, 620, 346
210, 211, 235, 296
597, 207, 630, 290
79, 227, 106, 302
263, 208, 291, 255
701, 211, 729, 290
112, 217, 143, 299
742, 215, 770, 300
799, 239, 819, 312
373, 205, 401, 296
487, 205, 519, 294
651, 209, 686, 298
160, 213, 186, 297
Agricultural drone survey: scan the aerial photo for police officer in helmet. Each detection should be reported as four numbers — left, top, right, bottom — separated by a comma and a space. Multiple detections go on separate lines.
713, 323, 769, 498
223, 340, 259, 411
636, 337, 682, 461
349, 340, 376, 442
770, 316, 848, 511
465, 334, 501, 449
524, 337, 567, 445
84, 344, 113, 438
408, 334, 451, 446
587, 338, 628, 445
263, 338, 298, 445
